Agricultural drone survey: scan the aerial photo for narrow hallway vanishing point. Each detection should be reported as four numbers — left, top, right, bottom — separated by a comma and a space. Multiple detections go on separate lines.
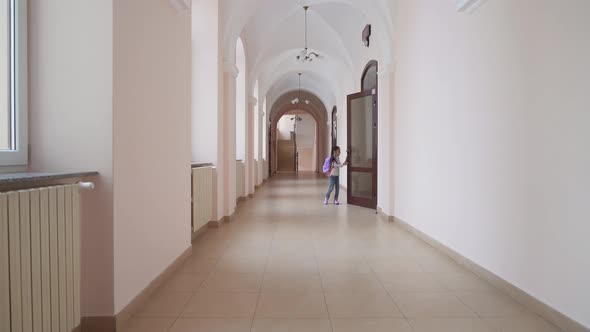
121, 175, 561, 332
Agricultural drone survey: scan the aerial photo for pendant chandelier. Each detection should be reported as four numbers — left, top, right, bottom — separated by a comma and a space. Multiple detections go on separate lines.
291, 73, 310, 105
296, 6, 322, 63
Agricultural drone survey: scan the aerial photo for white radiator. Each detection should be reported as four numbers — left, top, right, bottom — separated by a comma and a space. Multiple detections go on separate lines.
192, 167, 213, 232
236, 161, 246, 199
1, 184, 81, 332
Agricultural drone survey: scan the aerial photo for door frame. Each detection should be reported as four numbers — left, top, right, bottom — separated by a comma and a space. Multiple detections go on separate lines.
346, 88, 378, 209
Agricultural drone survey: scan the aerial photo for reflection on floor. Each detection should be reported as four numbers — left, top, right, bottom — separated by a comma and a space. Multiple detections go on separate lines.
121, 174, 562, 332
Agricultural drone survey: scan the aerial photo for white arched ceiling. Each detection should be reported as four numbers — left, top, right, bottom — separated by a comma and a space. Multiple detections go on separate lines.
265, 72, 338, 113
221, 0, 394, 115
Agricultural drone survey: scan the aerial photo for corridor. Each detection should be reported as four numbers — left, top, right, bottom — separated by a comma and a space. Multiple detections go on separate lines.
121, 175, 560, 332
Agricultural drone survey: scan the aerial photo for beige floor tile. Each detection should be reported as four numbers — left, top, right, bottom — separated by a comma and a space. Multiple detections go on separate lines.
168, 318, 252, 332
178, 257, 219, 274
265, 258, 319, 274
456, 291, 527, 317
256, 293, 328, 318
262, 273, 323, 293
161, 273, 209, 292
182, 292, 259, 318
369, 259, 425, 274
437, 272, 498, 292
484, 314, 563, 332
325, 293, 404, 318
379, 272, 447, 293
135, 291, 193, 317
318, 259, 373, 274
391, 292, 477, 318
408, 318, 495, 332
119, 318, 176, 332
251, 319, 332, 332
214, 257, 267, 274
361, 248, 409, 260
200, 272, 263, 292
331, 318, 413, 332
321, 273, 385, 293
223, 245, 270, 259
416, 255, 467, 274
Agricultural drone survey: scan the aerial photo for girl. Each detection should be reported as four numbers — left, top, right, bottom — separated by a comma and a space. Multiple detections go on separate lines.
324, 146, 348, 205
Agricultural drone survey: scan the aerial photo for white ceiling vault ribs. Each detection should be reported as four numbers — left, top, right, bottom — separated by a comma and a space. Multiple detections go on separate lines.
220, 0, 395, 116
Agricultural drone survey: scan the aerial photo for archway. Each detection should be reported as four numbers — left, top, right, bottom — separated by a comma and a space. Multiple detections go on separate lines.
275, 111, 318, 172
269, 90, 328, 174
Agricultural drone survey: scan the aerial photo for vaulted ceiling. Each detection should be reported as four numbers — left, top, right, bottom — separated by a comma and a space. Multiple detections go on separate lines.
221, 0, 394, 111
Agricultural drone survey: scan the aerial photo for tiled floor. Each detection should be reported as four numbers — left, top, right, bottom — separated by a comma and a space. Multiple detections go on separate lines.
121, 174, 563, 332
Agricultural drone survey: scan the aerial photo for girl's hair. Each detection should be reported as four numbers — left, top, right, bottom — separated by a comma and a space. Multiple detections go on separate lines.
330, 146, 340, 164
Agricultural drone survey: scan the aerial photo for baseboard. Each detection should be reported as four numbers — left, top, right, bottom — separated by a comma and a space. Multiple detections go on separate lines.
191, 223, 209, 243
114, 246, 193, 331
81, 316, 116, 332
392, 216, 589, 332
209, 214, 232, 228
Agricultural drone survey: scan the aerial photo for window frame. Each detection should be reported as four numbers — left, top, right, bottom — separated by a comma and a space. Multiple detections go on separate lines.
0, 0, 27, 166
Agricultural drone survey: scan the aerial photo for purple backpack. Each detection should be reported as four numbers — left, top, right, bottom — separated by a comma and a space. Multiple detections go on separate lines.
322, 157, 332, 175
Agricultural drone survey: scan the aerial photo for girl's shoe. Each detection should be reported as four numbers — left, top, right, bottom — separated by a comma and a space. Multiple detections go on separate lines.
324, 198, 329, 205
334, 200, 340, 205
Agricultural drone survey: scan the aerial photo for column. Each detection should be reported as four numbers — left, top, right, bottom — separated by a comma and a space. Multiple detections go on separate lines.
377, 62, 395, 216
247, 96, 257, 195
220, 61, 239, 219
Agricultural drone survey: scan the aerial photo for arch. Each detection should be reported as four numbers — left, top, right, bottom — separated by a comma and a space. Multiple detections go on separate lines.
361, 60, 378, 91
222, 0, 394, 70
270, 90, 328, 174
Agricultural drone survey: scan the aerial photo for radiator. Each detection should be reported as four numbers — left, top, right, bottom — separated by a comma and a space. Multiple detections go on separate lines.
1, 184, 81, 332
191, 167, 213, 232
236, 161, 246, 199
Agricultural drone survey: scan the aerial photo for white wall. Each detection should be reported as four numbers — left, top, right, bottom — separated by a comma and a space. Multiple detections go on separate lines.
277, 115, 293, 140
296, 113, 316, 149
28, 0, 114, 317
113, 0, 192, 313
192, 0, 219, 164
392, 0, 590, 327
0, 3, 7, 150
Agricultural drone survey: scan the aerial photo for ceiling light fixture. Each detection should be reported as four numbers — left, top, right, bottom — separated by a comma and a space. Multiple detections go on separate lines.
296, 6, 322, 63
291, 73, 311, 105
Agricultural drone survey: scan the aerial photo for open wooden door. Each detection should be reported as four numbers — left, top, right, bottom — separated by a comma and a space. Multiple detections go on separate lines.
346, 88, 378, 209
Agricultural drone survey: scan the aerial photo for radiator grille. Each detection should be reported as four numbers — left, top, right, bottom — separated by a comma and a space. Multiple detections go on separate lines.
192, 167, 213, 232
0, 184, 81, 332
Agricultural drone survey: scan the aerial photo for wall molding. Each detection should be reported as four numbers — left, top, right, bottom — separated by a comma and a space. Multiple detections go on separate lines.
249, 96, 258, 106
169, 0, 190, 11
223, 61, 240, 79
391, 216, 590, 332
455, 0, 487, 13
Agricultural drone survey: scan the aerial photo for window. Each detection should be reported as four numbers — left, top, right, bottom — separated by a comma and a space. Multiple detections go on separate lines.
331, 106, 337, 148
361, 60, 378, 92
0, 0, 27, 166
